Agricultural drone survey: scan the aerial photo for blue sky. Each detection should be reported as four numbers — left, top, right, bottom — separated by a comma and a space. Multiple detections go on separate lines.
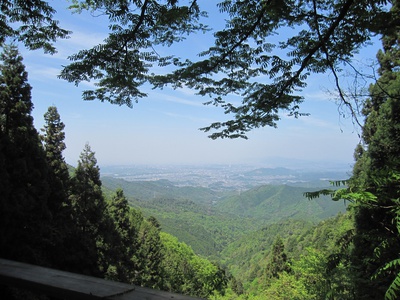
19, 1, 381, 169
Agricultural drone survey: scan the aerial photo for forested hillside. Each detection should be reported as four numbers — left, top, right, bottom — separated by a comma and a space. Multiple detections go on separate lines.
101, 176, 346, 257
215, 213, 355, 299
216, 185, 346, 221
102, 176, 225, 204
99, 175, 355, 299
2, 1, 400, 299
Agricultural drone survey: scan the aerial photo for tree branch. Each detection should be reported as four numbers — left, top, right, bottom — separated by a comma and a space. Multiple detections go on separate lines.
277, 0, 356, 99
312, 0, 363, 128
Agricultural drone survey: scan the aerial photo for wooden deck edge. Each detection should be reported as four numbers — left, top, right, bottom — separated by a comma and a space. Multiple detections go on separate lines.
0, 258, 203, 300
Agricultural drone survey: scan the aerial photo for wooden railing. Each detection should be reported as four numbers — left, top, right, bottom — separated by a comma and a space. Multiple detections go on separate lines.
0, 258, 203, 299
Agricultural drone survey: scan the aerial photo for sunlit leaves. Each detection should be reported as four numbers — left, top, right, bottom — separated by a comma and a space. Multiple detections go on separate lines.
344, 4, 400, 296
160, 232, 228, 297
373, 259, 400, 300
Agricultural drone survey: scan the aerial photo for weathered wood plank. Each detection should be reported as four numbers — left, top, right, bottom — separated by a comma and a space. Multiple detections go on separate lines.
0, 259, 202, 300
110, 286, 202, 300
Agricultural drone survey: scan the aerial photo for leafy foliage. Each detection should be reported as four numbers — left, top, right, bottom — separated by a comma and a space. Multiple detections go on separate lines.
216, 212, 355, 299
59, 0, 208, 106
130, 197, 257, 257
0, 52, 364, 297
152, 0, 394, 138
5, 1, 394, 139
0, 0, 70, 53
345, 2, 400, 296
303, 2, 400, 297
161, 232, 228, 298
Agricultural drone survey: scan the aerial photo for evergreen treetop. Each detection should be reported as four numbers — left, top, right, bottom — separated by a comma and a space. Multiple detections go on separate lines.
0, 44, 50, 264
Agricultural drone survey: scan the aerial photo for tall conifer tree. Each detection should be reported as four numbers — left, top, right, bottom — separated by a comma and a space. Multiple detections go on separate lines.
106, 189, 139, 282
41, 106, 69, 211
40, 106, 76, 269
0, 44, 50, 264
69, 143, 107, 276
265, 236, 290, 280
348, 1, 400, 298
134, 216, 164, 289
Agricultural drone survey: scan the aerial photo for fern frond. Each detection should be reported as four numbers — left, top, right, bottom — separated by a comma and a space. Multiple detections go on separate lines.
373, 259, 400, 280
385, 273, 400, 300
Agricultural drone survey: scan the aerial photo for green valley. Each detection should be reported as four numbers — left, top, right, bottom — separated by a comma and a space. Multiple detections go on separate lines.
100, 170, 353, 299
101, 174, 347, 258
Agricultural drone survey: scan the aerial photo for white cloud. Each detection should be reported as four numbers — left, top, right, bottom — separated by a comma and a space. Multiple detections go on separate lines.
303, 90, 335, 102
152, 91, 204, 107
297, 115, 337, 128
161, 111, 215, 124
28, 66, 60, 80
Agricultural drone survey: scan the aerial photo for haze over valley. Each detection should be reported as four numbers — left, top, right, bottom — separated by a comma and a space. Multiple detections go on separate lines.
100, 163, 351, 190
